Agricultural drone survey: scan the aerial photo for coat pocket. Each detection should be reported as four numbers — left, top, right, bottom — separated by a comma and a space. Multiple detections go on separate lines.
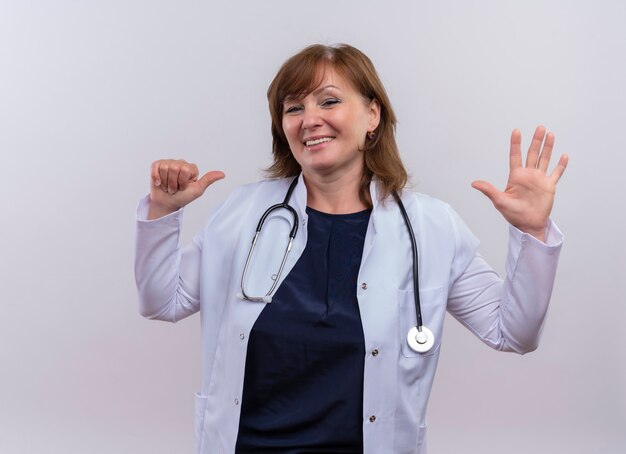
194, 392, 209, 453
398, 287, 445, 358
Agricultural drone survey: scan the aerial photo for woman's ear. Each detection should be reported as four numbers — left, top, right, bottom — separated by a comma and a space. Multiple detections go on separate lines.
368, 98, 381, 131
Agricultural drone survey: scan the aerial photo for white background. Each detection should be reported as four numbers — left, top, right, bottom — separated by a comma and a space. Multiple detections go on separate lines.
1, 1, 624, 453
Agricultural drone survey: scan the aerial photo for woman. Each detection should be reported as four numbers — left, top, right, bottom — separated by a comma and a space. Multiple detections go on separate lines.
135, 44, 568, 453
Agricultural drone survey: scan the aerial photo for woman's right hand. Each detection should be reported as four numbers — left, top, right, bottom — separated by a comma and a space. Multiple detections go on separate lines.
148, 159, 225, 220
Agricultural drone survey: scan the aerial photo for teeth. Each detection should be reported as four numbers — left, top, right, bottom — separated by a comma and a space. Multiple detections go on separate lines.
305, 137, 334, 146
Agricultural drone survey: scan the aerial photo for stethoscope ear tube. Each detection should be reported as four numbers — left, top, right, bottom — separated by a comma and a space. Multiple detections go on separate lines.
240, 176, 300, 303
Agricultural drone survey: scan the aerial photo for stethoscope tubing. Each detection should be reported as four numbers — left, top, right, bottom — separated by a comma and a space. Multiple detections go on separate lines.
239, 175, 433, 353
240, 177, 300, 303
393, 192, 424, 330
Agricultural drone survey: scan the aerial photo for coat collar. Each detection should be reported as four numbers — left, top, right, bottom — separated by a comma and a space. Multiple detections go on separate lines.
290, 173, 387, 218
288, 174, 396, 253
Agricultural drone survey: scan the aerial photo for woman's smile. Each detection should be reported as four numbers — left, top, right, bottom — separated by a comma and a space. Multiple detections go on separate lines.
304, 136, 335, 148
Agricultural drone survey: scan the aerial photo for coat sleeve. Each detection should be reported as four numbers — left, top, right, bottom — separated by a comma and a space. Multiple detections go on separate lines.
134, 195, 207, 322
445, 205, 564, 354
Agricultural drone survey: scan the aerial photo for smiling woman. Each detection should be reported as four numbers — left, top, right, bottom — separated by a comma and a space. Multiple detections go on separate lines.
135, 43, 568, 454
267, 44, 407, 211
280, 74, 380, 212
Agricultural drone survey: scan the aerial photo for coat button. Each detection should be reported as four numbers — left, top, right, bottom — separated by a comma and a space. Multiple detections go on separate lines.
239, 333, 245, 340
372, 349, 379, 357
369, 415, 376, 422
361, 282, 368, 290
234, 398, 239, 405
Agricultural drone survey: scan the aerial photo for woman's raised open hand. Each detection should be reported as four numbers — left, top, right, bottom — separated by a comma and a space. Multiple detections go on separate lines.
148, 159, 225, 220
471, 126, 568, 242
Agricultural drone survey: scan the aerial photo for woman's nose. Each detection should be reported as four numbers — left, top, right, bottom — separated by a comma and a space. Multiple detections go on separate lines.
301, 107, 322, 129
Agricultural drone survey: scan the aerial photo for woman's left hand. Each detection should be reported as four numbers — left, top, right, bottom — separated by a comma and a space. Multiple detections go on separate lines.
471, 126, 569, 242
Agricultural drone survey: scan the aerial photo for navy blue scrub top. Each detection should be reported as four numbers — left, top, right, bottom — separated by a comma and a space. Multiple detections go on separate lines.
235, 206, 371, 453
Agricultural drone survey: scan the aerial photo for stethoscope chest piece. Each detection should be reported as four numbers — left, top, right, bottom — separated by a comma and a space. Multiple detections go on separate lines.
407, 326, 435, 353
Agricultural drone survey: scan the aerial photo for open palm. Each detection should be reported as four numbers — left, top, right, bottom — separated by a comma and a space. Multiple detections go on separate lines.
472, 126, 568, 241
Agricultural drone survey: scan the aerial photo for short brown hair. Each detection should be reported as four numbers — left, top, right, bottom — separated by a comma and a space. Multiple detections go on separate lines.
266, 43, 408, 205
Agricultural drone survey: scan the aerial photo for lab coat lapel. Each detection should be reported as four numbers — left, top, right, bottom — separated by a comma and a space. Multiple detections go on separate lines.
361, 179, 381, 265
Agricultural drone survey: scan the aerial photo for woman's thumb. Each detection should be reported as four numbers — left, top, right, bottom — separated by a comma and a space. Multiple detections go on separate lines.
197, 170, 226, 192
471, 180, 498, 203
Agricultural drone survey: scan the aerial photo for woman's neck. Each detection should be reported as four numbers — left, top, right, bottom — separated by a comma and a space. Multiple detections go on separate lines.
302, 169, 370, 214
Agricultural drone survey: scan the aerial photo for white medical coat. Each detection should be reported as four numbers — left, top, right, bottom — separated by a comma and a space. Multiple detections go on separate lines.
135, 175, 563, 454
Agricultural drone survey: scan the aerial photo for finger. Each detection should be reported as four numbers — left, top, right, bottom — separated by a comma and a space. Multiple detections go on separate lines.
151, 160, 162, 187
177, 163, 199, 191
510, 129, 523, 171
537, 131, 555, 173
471, 180, 500, 204
550, 154, 569, 184
526, 125, 546, 168
167, 162, 182, 194
196, 170, 226, 194
158, 162, 170, 193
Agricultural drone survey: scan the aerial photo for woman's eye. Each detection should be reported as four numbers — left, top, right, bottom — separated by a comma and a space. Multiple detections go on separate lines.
321, 98, 340, 107
284, 105, 303, 114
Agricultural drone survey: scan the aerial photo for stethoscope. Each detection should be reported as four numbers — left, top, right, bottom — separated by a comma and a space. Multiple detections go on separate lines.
239, 175, 435, 354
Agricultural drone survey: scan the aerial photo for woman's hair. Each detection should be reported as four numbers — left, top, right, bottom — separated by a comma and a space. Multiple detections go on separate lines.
266, 43, 408, 205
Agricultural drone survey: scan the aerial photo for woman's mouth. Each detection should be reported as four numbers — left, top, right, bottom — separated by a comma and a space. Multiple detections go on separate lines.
304, 136, 335, 147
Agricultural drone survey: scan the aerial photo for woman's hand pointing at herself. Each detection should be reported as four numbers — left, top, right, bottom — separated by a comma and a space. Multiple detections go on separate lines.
471, 126, 569, 242
148, 159, 225, 220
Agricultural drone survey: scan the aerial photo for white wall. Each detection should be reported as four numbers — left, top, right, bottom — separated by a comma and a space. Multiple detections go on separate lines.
1, 1, 624, 453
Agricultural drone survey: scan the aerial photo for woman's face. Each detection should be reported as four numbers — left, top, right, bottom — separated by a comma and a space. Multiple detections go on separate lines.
281, 68, 380, 179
